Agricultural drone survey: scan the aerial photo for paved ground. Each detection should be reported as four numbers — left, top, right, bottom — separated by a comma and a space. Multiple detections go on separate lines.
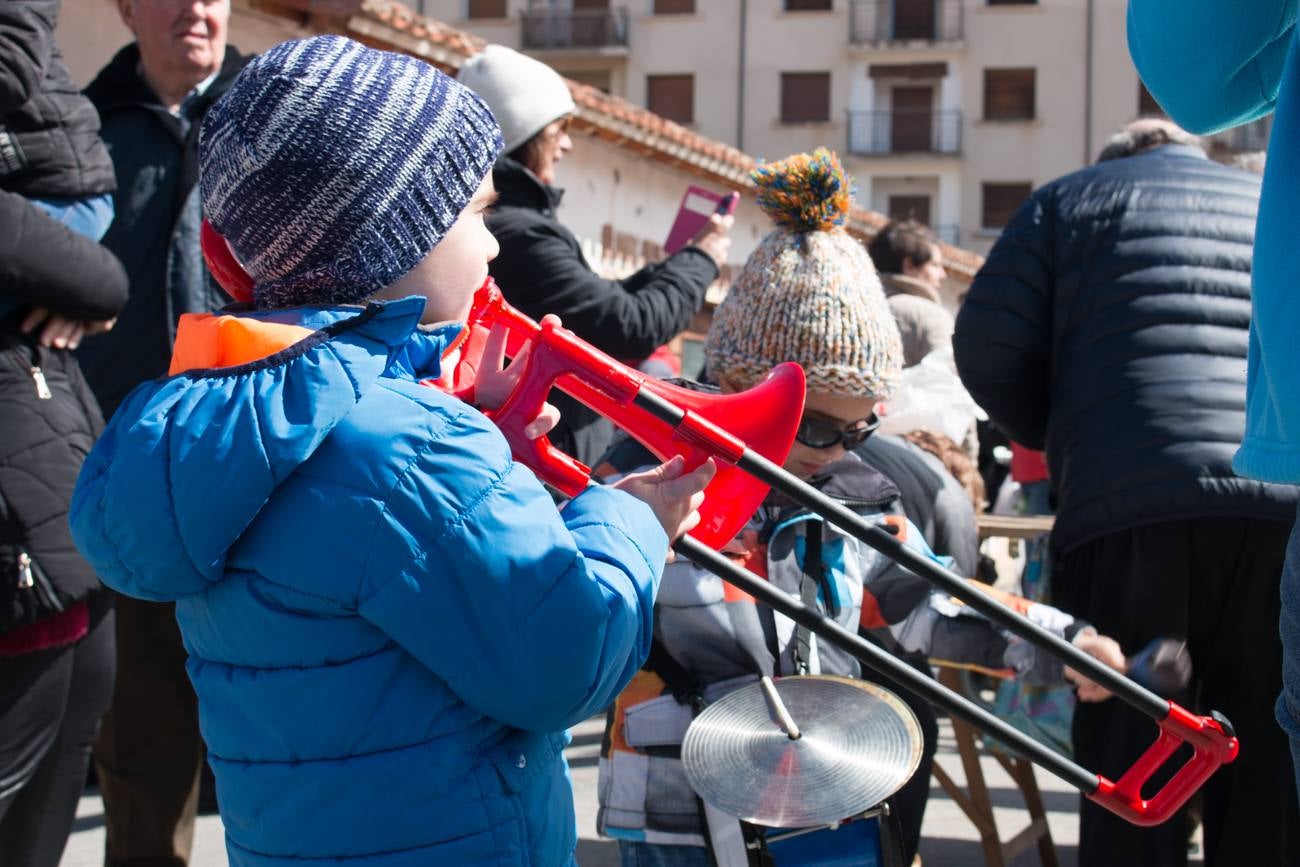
59, 713, 1203, 867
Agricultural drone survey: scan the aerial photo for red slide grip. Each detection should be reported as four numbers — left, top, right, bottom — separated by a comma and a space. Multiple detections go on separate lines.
1088, 702, 1238, 827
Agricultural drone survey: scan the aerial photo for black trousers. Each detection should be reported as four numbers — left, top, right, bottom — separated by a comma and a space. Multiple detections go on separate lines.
1054, 517, 1299, 867
0, 602, 115, 867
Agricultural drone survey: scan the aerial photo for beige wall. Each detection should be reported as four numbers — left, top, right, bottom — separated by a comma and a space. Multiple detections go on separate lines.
554, 132, 768, 280
393, 1, 1269, 257
60, 1, 1215, 266
409, 0, 1226, 257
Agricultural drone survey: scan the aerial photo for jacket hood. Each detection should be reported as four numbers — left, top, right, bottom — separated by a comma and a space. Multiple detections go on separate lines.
70, 297, 459, 601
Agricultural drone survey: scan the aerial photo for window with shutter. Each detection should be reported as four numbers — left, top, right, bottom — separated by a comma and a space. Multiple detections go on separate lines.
888, 195, 932, 226
467, 0, 507, 18
654, 0, 696, 13
893, 0, 937, 39
781, 72, 831, 124
983, 68, 1035, 120
647, 74, 695, 124
981, 182, 1032, 229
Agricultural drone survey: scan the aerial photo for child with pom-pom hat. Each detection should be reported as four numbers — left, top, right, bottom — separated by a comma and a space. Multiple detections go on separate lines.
593, 149, 1125, 867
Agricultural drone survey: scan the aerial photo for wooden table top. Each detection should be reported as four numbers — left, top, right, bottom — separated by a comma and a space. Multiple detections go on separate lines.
975, 513, 1054, 539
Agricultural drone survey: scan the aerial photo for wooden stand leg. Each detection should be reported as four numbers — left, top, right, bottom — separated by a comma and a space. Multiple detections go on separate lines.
931, 667, 1060, 867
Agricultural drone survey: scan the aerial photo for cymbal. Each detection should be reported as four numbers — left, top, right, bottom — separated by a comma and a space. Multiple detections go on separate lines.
682, 675, 922, 828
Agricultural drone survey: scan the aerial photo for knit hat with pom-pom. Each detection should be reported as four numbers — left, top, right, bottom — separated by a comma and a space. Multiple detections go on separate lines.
705, 148, 903, 399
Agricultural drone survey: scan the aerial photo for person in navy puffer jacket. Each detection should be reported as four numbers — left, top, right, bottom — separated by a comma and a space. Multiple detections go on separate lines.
954, 119, 1298, 867
67, 35, 713, 867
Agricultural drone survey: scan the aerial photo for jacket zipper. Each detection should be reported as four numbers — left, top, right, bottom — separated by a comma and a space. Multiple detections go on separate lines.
17, 551, 62, 611
30, 366, 52, 399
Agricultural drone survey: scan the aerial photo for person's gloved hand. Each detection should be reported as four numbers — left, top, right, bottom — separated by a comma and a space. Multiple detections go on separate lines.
1065, 629, 1126, 702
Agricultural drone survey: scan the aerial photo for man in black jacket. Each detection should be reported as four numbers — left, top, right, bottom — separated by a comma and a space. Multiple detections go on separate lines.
954, 119, 1299, 867
75, 1, 247, 864
459, 46, 731, 467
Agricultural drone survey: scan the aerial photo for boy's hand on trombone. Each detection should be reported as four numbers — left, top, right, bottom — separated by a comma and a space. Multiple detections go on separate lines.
474, 316, 561, 440
613, 456, 717, 560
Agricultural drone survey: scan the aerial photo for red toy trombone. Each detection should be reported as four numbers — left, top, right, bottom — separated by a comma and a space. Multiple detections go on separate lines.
201, 221, 1237, 827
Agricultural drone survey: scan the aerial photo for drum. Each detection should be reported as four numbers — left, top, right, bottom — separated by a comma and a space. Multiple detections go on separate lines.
745, 806, 900, 866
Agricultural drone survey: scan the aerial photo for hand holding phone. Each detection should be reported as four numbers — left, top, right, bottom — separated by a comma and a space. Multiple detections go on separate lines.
665, 186, 739, 255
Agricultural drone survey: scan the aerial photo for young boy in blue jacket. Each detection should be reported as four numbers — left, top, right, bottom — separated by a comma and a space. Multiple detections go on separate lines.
68, 35, 712, 867
1127, 0, 1300, 806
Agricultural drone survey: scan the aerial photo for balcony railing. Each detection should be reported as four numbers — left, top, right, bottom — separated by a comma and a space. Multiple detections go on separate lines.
521, 6, 629, 50
849, 0, 963, 44
847, 109, 962, 155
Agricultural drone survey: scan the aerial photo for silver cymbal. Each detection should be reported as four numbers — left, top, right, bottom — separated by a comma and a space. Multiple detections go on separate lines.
682, 675, 923, 828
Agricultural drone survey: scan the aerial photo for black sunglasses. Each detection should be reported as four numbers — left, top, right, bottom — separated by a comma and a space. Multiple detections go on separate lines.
794, 412, 881, 450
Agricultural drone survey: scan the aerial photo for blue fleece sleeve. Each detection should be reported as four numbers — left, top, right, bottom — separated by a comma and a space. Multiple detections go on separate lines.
357, 409, 668, 733
1128, 0, 1296, 132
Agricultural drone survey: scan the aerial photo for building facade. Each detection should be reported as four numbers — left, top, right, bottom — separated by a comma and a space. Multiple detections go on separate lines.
411, 0, 1270, 253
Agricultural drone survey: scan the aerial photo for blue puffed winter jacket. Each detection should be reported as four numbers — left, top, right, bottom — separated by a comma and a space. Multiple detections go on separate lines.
1129, 0, 1300, 483
69, 297, 668, 867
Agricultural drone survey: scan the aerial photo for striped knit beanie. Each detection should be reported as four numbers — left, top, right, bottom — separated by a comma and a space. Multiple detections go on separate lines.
199, 36, 504, 309
705, 149, 903, 399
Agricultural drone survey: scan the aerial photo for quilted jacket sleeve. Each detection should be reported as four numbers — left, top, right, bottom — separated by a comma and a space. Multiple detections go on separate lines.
0, 190, 128, 319
952, 193, 1054, 450
358, 406, 669, 733
890, 587, 1088, 686
1128, 0, 1294, 133
0, 0, 53, 113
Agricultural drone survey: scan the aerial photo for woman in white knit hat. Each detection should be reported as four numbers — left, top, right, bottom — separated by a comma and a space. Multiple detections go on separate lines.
458, 45, 733, 468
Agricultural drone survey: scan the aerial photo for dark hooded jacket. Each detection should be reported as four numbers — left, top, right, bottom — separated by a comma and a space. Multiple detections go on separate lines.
0, 0, 115, 198
76, 44, 248, 417
1, 190, 127, 632
954, 144, 1298, 555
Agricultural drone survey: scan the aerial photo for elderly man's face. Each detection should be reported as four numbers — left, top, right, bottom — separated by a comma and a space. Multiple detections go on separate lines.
120, 0, 229, 90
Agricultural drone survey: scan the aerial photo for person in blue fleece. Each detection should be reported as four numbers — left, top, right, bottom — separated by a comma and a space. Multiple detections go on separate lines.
68, 35, 714, 867
1128, 0, 1300, 808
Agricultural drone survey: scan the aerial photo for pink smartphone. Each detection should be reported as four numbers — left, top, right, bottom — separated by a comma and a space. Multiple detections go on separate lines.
664, 187, 739, 255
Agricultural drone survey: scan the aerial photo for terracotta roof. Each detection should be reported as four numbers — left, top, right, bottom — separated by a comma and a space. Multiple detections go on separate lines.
249, 0, 984, 278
